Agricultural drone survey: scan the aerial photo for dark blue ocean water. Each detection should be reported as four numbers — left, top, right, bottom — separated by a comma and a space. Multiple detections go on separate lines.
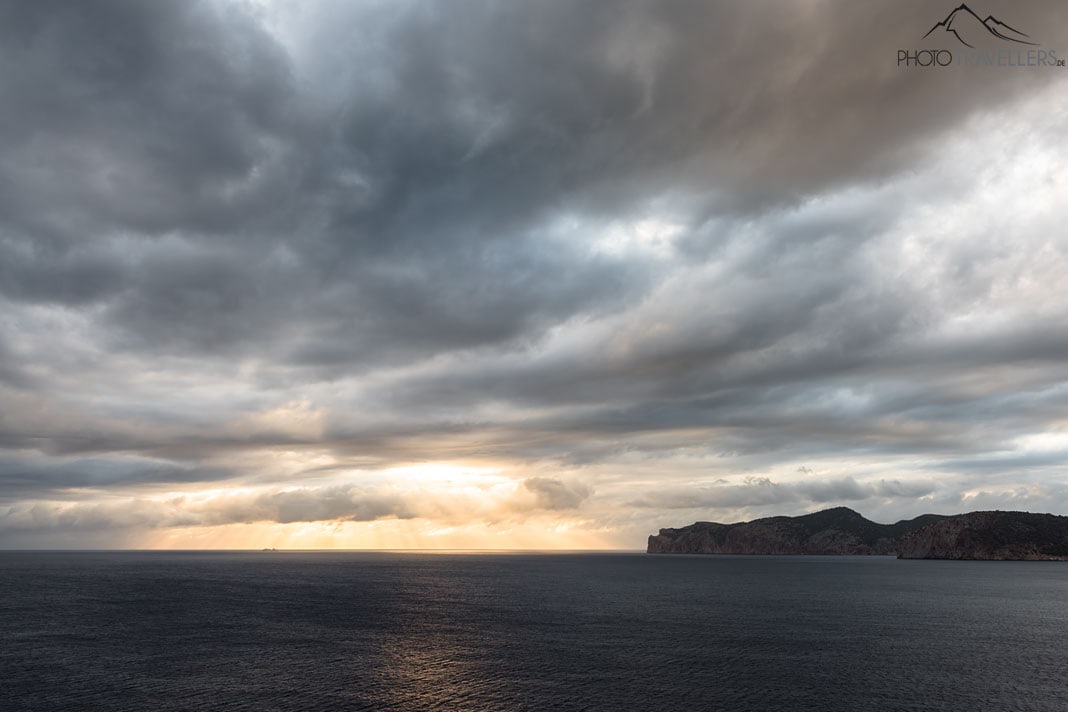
1, 552, 1066, 711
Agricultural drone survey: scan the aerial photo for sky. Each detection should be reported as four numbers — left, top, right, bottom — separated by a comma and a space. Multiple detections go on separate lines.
2, 0, 1068, 549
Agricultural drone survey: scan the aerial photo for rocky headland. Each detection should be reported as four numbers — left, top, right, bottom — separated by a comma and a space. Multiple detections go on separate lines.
897, 510, 1068, 560
647, 507, 1068, 560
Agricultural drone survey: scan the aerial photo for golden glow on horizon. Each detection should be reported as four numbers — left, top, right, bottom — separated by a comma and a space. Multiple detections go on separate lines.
140, 517, 615, 551
76, 460, 611, 550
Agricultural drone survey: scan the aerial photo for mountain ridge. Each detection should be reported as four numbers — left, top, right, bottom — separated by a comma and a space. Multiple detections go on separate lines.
647, 507, 1068, 559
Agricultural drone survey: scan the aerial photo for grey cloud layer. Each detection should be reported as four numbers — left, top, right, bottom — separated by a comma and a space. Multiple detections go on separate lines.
0, 476, 591, 536
628, 477, 938, 510
2, 0, 1068, 542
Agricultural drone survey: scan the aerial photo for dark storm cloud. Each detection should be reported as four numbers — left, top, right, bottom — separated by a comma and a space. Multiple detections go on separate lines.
0, 454, 232, 500
0, 0, 653, 366
0, 0, 294, 243
2, 0, 1068, 542
3, 0, 1063, 361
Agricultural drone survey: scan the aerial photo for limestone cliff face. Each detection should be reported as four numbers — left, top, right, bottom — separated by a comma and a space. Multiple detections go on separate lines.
647, 507, 941, 556
897, 511, 1068, 560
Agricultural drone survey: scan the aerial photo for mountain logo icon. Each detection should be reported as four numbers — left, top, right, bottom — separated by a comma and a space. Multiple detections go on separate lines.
923, 4, 1037, 48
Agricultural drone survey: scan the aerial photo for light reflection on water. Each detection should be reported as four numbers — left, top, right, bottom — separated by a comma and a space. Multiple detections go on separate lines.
2, 552, 1067, 711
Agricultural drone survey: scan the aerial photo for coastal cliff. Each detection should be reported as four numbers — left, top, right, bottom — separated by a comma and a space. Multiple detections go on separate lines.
648, 507, 1068, 560
897, 511, 1068, 560
647, 507, 944, 556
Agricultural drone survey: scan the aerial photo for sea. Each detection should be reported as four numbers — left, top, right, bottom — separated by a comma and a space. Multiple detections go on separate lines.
1, 551, 1066, 711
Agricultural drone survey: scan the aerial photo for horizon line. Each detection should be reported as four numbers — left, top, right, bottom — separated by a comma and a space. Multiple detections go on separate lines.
0, 547, 646, 554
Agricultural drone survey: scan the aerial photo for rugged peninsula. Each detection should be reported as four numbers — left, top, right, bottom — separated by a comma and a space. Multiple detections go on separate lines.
897, 510, 1068, 560
647, 507, 1068, 560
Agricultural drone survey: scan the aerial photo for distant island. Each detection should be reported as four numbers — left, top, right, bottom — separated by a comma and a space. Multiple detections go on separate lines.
647, 507, 1068, 560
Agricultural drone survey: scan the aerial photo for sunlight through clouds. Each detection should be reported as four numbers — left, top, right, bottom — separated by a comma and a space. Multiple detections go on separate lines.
2, 0, 1068, 548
